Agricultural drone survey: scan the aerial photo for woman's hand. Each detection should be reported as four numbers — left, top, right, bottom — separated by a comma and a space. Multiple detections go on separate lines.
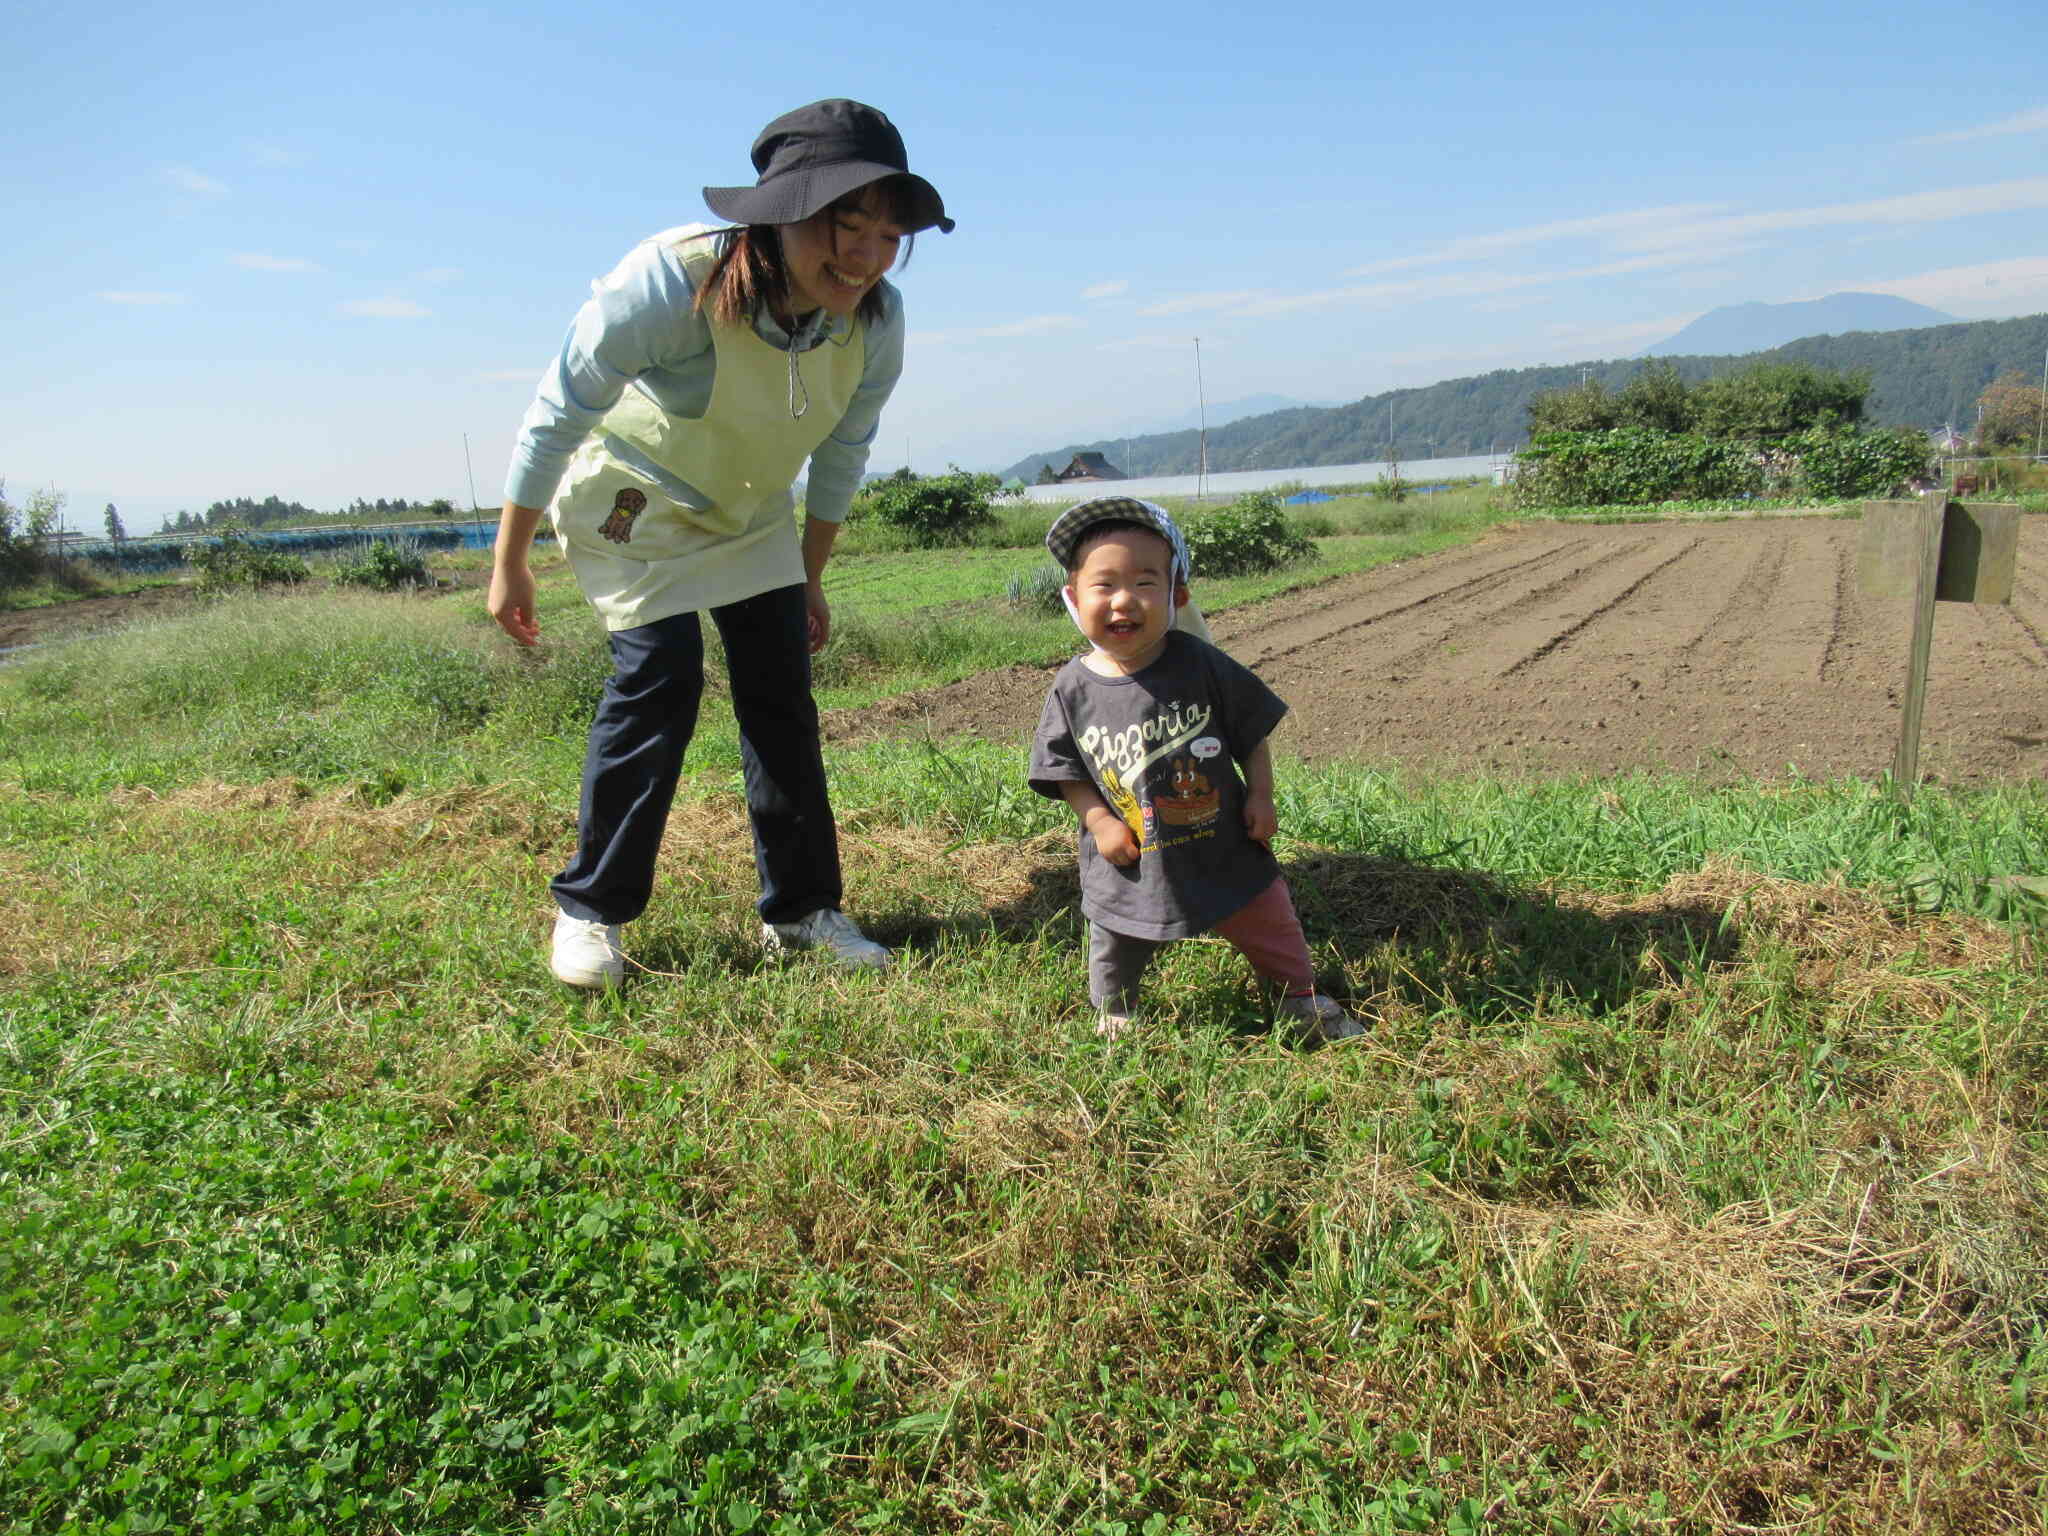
488, 501, 546, 646
804, 581, 831, 653
800, 515, 842, 654
489, 562, 541, 646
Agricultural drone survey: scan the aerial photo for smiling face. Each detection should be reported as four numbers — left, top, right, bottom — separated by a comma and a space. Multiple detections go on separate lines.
777, 190, 906, 319
1066, 525, 1189, 675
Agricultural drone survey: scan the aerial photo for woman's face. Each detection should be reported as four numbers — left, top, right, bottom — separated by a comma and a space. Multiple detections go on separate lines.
777, 194, 906, 319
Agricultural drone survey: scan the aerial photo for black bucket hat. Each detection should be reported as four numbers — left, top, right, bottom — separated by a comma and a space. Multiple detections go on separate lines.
703, 99, 954, 234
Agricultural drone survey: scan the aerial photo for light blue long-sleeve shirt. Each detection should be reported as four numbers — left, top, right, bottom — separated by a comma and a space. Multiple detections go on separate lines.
502, 228, 904, 521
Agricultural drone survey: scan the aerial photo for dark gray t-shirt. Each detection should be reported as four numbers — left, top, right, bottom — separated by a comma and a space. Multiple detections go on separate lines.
1029, 631, 1288, 941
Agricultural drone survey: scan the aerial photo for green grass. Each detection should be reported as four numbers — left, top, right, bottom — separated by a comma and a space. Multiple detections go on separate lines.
0, 566, 178, 613
3, 534, 2046, 1533
806, 485, 1506, 701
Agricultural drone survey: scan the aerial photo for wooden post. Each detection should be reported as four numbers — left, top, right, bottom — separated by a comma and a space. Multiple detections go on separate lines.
1860, 497, 2019, 797
1891, 500, 1945, 798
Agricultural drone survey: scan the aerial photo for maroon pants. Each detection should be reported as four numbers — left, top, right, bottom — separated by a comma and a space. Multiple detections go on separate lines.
1087, 876, 1314, 1012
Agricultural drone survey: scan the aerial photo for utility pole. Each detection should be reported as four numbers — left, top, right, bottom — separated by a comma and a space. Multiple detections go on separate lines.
2036, 344, 2046, 462
463, 433, 483, 539
1193, 337, 1209, 501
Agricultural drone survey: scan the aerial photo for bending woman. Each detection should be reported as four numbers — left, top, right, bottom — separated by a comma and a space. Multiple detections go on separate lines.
488, 99, 952, 988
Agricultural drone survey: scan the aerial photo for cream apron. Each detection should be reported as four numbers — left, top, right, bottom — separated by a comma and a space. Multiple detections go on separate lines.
551, 234, 867, 631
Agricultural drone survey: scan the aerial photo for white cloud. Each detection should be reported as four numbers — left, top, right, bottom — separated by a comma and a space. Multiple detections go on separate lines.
1081, 280, 1128, 300
343, 297, 430, 319
1344, 203, 1725, 278
97, 290, 186, 305
1847, 255, 2048, 316
1911, 105, 2048, 146
1319, 178, 2048, 305
413, 266, 464, 285
1137, 251, 1713, 321
1094, 332, 1212, 353
912, 314, 1083, 344
246, 142, 304, 167
482, 368, 542, 383
1133, 289, 1266, 318
162, 165, 226, 198
232, 252, 320, 272
1615, 178, 2048, 254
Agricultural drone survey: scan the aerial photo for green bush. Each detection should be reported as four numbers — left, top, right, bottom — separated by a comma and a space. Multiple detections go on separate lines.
191, 527, 311, 592
1691, 361, 1869, 438
1180, 491, 1314, 577
331, 537, 431, 591
1789, 424, 1933, 500
852, 467, 1008, 547
1513, 428, 1759, 508
0, 482, 66, 593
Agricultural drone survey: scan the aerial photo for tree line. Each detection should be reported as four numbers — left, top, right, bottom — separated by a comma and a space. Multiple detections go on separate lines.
1001, 310, 2048, 481
162, 495, 463, 533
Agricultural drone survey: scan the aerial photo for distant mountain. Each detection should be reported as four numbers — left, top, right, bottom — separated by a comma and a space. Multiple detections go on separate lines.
1108, 393, 1327, 438
1005, 395, 1323, 481
994, 310, 2048, 482
1641, 293, 1958, 358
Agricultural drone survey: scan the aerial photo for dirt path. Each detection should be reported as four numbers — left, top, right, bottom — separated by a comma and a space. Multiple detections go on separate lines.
0, 584, 200, 652
827, 517, 2048, 785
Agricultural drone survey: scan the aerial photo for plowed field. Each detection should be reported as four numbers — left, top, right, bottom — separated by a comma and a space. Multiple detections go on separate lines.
830, 516, 2048, 785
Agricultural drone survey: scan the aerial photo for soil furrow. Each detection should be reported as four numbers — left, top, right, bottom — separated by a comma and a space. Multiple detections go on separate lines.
1219, 537, 1595, 672
1491, 537, 1698, 678
816, 516, 2047, 784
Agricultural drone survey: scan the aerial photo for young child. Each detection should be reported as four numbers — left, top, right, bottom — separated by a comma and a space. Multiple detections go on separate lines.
1027, 495, 1365, 1044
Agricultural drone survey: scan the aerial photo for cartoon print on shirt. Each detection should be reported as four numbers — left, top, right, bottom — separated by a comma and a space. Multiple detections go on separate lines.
1155, 755, 1220, 827
1100, 764, 1146, 844
599, 486, 648, 544
1078, 700, 1221, 850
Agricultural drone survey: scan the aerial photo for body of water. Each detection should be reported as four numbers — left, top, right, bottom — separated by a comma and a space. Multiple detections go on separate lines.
1017, 453, 1507, 505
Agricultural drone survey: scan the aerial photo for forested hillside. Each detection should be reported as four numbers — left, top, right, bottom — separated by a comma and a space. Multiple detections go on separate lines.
1001, 311, 2048, 481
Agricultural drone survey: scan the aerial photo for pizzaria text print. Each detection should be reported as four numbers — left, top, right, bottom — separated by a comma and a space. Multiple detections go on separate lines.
1078, 700, 1213, 781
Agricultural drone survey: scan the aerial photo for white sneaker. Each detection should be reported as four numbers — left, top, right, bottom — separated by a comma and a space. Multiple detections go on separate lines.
551, 911, 624, 989
761, 908, 891, 970
1278, 993, 1365, 1046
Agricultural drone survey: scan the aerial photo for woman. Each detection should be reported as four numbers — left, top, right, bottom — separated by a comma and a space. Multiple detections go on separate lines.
488, 99, 952, 988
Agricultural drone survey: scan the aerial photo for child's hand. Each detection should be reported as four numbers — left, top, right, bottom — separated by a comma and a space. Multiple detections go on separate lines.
1090, 817, 1141, 867
1243, 789, 1278, 847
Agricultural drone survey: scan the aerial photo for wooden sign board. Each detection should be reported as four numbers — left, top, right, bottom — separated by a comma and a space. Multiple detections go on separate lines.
1858, 500, 2019, 605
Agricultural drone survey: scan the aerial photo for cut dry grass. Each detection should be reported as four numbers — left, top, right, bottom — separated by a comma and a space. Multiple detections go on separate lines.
4, 761, 2044, 1532
3, 560, 2044, 1531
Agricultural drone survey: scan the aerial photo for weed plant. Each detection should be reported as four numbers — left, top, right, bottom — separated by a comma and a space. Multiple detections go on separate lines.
330, 535, 433, 591
3, 544, 2045, 1533
190, 526, 312, 592
0, 561, 108, 612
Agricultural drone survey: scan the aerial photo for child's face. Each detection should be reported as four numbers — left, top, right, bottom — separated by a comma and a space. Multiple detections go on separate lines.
1066, 527, 1187, 673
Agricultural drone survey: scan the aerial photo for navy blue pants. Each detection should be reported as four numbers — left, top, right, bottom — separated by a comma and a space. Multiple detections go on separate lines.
551, 585, 842, 927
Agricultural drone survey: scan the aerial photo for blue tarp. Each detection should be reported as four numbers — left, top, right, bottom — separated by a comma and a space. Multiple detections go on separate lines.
1283, 489, 1332, 504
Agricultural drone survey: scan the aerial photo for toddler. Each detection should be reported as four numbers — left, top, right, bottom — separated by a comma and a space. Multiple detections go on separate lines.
1027, 495, 1364, 1044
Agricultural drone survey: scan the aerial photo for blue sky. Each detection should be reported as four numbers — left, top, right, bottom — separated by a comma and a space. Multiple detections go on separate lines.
6, 0, 2047, 533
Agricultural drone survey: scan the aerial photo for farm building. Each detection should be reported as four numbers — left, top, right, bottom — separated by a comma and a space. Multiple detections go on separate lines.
1052, 452, 1125, 483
